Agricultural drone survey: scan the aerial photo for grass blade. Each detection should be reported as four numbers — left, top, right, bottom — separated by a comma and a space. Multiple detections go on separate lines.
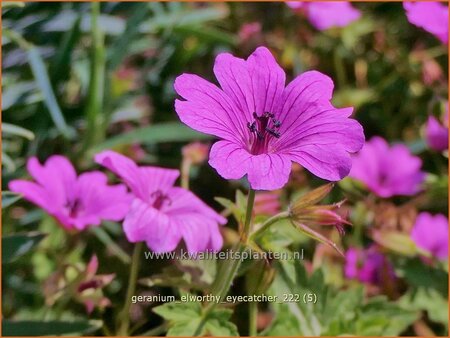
2, 123, 35, 140
82, 2, 106, 151
27, 47, 73, 139
89, 122, 212, 154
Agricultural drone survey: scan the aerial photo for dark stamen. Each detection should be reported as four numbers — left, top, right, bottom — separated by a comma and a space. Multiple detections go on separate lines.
265, 127, 280, 138
151, 190, 172, 209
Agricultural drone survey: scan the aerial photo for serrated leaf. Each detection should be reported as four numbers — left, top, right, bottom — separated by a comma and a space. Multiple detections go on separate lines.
153, 301, 201, 322
166, 318, 202, 336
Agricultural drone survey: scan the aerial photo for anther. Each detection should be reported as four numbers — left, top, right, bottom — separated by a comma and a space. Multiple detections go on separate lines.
265, 127, 280, 138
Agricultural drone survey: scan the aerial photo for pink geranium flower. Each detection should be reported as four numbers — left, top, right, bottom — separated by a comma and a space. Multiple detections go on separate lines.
349, 136, 425, 198
9, 156, 131, 231
345, 245, 395, 284
174, 47, 364, 190
287, 2, 361, 30
403, 2, 449, 44
411, 212, 448, 260
425, 114, 448, 151
95, 151, 225, 253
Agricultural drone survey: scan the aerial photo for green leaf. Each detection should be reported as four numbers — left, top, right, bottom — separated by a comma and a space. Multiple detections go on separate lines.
82, 2, 106, 151
205, 308, 239, 336
2, 320, 102, 336
399, 288, 448, 326
395, 257, 448, 297
153, 301, 238, 336
27, 47, 74, 139
2, 123, 35, 140
141, 6, 228, 33
153, 301, 202, 322
50, 15, 82, 80
90, 122, 212, 153
268, 260, 418, 336
166, 318, 202, 336
108, 3, 150, 69
2, 232, 46, 264
2, 191, 22, 209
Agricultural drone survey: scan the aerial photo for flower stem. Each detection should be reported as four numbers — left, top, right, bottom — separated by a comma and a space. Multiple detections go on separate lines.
117, 242, 143, 336
193, 189, 256, 336
249, 301, 258, 336
181, 159, 191, 189
250, 211, 290, 240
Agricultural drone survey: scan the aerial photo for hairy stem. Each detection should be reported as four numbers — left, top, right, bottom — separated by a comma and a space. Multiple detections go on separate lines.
193, 189, 256, 336
249, 301, 258, 336
117, 242, 143, 335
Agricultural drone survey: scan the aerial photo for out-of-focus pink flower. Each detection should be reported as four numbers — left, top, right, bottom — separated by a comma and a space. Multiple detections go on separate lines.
349, 136, 425, 198
9, 156, 131, 231
95, 151, 226, 253
174, 46, 364, 190
182, 142, 210, 165
238, 22, 262, 42
345, 245, 395, 284
422, 58, 444, 85
411, 212, 448, 260
403, 2, 449, 44
425, 114, 448, 151
254, 191, 281, 216
287, 2, 361, 30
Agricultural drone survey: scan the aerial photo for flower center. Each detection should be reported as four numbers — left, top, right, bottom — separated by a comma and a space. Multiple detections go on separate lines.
151, 190, 172, 210
66, 198, 82, 218
247, 112, 281, 154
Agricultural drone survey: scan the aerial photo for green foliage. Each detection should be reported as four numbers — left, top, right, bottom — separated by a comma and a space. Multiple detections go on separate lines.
90, 122, 212, 154
2, 232, 46, 264
2, 320, 102, 336
153, 299, 238, 336
2, 191, 22, 209
264, 261, 418, 336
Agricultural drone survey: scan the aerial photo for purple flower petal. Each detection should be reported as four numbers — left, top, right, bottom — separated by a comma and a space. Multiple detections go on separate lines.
425, 115, 448, 151
9, 156, 131, 231
174, 74, 246, 144
350, 137, 425, 198
75, 172, 131, 229
307, 2, 361, 30
404, 2, 449, 44
208, 140, 253, 180
97, 150, 225, 253
175, 47, 364, 190
411, 212, 448, 260
8, 180, 53, 213
287, 2, 361, 30
27, 156, 77, 207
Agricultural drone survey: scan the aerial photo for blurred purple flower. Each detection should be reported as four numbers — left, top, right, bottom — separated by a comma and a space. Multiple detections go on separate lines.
349, 136, 425, 198
411, 212, 448, 260
238, 22, 262, 42
95, 151, 225, 253
345, 245, 395, 284
9, 156, 131, 231
425, 114, 448, 151
287, 2, 361, 30
403, 2, 448, 44
254, 191, 281, 216
174, 47, 364, 190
